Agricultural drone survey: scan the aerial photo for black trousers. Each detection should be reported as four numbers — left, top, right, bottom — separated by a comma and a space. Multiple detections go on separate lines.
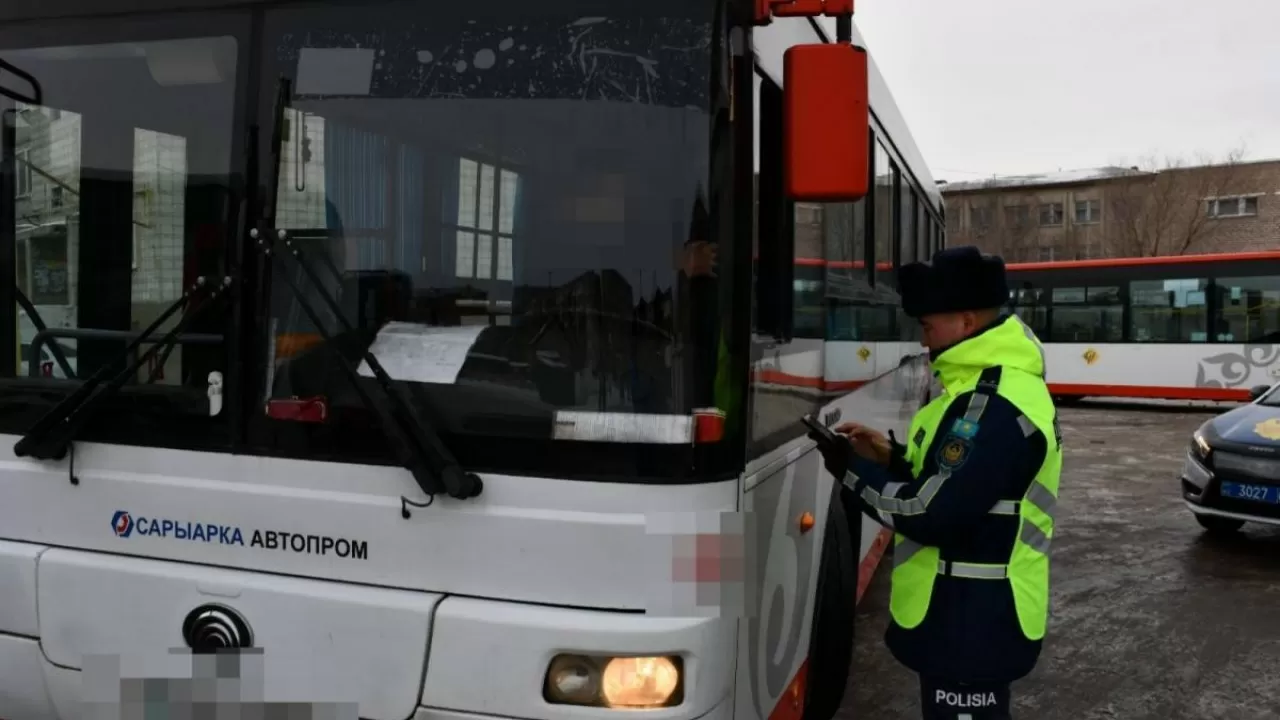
918, 675, 1012, 720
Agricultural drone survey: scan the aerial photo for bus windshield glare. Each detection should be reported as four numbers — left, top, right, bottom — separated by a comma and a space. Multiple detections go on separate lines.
256, 1, 734, 469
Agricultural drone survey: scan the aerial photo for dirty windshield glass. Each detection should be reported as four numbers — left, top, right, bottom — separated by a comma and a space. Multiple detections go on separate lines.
258, 0, 728, 451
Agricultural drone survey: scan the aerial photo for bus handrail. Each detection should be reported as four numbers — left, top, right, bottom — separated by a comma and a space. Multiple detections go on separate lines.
28, 328, 223, 378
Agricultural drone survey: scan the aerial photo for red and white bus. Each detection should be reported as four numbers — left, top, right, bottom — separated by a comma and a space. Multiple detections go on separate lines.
1005, 251, 1280, 402
0, 1, 944, 718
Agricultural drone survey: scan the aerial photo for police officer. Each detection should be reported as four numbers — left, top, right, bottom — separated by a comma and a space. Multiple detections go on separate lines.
810, 246, 1062, 720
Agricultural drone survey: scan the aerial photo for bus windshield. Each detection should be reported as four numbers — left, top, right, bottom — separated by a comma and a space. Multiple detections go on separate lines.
256, 0, 733, 472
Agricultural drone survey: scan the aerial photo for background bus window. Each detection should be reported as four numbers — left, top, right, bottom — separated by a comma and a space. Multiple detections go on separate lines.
1214, 276, 1280, 342
1129, 278, 1208, 342
1049, 285, 1122, 342
1010, 285, 1048, 338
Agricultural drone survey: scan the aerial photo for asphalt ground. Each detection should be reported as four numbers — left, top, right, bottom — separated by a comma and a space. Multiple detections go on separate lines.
840, 400, 1280, 720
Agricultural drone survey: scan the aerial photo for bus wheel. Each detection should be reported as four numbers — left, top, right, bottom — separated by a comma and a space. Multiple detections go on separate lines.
802, 495, 857, 720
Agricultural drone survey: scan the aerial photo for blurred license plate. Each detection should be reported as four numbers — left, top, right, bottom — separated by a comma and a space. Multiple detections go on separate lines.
1219, 482, 1280, 504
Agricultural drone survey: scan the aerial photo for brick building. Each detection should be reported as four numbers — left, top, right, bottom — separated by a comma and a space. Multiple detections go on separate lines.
940, 158, 1280, 261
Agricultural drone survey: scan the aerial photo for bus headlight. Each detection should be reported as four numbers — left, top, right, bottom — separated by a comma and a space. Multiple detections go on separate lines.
544, 653, 683, 709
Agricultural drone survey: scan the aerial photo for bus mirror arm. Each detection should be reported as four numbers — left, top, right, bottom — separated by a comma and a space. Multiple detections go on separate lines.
256, 230, 483, 508
0, 58, 42, 106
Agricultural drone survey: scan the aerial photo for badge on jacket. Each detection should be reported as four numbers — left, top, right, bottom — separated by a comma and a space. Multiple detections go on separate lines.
950, 418, 979, 439
937, 434, 972, 470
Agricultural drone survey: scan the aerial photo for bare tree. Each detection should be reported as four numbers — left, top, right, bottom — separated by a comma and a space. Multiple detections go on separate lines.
1103, 148, 1247, 257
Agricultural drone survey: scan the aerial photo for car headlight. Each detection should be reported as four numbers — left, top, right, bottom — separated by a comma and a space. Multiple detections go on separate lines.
1191, 429, 1211, 460
544, 653, 683, 709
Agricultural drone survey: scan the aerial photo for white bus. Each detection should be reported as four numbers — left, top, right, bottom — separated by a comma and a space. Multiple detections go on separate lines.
0, 1, 943, 718
1004, 251, 1280, 403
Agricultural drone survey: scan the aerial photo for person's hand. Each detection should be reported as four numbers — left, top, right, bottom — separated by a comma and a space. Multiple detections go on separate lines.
806, 426, 854, 479
834, 422, 892, 466
680, 241, 717, 278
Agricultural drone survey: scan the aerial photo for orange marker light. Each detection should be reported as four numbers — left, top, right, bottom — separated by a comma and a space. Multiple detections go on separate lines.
798, 512, 815, 534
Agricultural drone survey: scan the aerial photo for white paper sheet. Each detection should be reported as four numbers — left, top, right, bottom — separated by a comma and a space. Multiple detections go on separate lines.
356, 322, 486, 385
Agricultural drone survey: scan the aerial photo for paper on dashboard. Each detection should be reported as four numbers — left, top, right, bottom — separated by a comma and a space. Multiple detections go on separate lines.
356, 322, 486, 385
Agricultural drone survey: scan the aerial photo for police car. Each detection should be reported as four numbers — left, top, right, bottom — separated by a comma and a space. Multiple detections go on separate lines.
1182, 381, 1280, 533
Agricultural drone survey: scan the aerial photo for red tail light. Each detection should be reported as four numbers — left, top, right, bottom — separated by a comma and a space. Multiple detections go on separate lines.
265, 396, 328, 423
693, 408, 726, 444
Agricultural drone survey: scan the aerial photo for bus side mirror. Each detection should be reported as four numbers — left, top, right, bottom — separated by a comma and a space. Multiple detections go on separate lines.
783, 42, 869, 202
1249, 384, 1269, 402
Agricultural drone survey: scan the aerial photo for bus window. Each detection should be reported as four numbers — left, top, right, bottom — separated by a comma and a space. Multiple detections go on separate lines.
916, 196, 928, 263
1214, 276, 1280, 342
1011, 286, 1048, 338
1049, 286, 1122, 342
872, 141, 896, 288
2, 33, 238, 391
792, 209, 824, 341
1129, 278, 1208, 342
822, 200, 866, 342
901, 189, 916, 266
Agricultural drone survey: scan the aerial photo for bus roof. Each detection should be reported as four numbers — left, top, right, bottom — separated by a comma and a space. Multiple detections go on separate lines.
1006, 250, 1280, 272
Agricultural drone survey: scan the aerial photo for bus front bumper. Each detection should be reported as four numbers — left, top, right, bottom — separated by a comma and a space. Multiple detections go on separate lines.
415, 596, 736, 720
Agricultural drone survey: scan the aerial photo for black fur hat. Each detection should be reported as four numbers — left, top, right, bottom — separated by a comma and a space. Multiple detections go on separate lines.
898, 246, 1009, 319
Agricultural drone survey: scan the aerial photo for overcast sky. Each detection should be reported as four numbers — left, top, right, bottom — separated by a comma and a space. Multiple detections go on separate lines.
855, 0, 1280, 182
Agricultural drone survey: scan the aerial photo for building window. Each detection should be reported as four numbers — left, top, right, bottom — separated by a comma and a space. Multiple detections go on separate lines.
970, 205, 992, 230
1074, 199, 1100, 224
1038, 246, 1055, 261
16, 150, 31, 197
1004, 204, 1030, 228
1039, 202, 1063, 226
455, 157, 518, 281
51, 186, 63, 210
1207, 195, 1259, 218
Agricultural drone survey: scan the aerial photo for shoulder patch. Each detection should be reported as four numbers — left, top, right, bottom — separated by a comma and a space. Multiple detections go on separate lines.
937, 434, 973, 470
950, 418, 980, 439
913, 427, 926, 447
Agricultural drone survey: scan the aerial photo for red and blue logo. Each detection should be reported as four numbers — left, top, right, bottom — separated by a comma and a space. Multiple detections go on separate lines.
111, 511, 134, 538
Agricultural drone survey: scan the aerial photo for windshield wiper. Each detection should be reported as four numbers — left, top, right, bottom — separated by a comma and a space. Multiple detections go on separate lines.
259, 76, 480, 511
254, 229, 483, 509
13, 276, 229, 461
